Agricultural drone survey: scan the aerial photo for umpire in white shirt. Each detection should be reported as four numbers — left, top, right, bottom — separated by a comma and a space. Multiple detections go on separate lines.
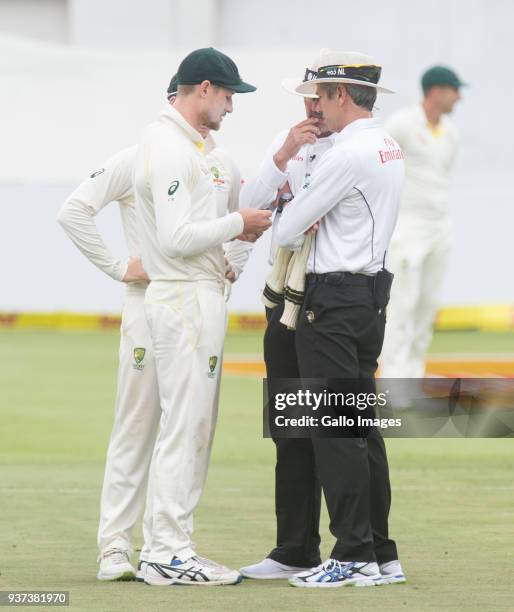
277, 51, 406, 588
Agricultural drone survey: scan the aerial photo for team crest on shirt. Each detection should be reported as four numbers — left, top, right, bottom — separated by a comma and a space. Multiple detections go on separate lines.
133, 347, 146, 370
210, 166, 226, 189
208, 355, 218, 378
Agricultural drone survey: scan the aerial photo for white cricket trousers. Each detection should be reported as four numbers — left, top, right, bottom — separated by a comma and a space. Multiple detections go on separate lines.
381, 221, 451, 378
97, 287, 161, 554
144, 279, 226, 563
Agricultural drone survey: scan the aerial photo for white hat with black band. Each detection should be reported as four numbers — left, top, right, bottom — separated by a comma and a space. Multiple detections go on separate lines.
281, 49, 333, 99
295, 50, 395, 96
282, 67, 320, 99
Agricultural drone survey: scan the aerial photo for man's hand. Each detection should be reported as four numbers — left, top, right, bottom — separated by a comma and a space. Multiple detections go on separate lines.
273, 118, 320, 171
305, 221, 320, 236
238, 208, 272, 235
122, 256, 150, 282
236, 232, 261, 242
224, 257, 236, 283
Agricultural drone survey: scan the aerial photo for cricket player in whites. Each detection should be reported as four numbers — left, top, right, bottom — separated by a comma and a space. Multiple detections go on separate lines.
58, 73, 254, 581
381, 66, 464, 380
135, 48, 271, 586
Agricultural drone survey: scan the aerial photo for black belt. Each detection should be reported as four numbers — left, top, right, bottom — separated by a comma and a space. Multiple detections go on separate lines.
305, 272, 375, 288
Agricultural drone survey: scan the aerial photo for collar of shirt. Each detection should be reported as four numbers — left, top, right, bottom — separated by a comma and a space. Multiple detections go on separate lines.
158, 105, 215, 155
332, 117, 381, 145
315, 134, 334, 145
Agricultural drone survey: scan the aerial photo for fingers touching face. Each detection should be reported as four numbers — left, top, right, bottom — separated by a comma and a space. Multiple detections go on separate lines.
304, 97, 330, 135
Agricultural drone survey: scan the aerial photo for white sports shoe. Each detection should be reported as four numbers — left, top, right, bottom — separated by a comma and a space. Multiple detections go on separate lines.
240, 558, 311, 579
379, 560, 406, 584
135, 560, 148, 582
289, 559, 383, 588
97, 549, 136, 581
144, 555, 242, 586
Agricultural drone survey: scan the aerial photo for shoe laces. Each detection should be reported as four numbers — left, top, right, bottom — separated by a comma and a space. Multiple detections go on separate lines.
194, 555, 226, 569
322, 559, 356, 578
101, 549, 130, 565
325, 559, 343, 572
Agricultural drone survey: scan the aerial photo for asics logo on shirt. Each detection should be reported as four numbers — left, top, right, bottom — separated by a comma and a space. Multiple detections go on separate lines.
168, 180, 180, 197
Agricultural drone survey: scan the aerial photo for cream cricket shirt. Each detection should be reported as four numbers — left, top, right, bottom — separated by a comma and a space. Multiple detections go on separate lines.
239, 131, 333, 263
58, 134, 250, 294
384, 105, 458, 224
208, 148, 253, 280
57, 146, 140, 289
134, 106, 244, 285
278, 118, 405, 274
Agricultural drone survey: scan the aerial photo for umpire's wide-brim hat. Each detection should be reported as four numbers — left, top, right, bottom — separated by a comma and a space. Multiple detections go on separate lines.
282, 68, 318, 98
282, 74, 318, 98
281, 49, 329, 99
295, 50, 395, 95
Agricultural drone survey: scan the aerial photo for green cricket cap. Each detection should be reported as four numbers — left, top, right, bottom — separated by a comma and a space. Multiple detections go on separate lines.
421, 66, 466, 92
177, 47, 257, 93
167, 73, 178, 97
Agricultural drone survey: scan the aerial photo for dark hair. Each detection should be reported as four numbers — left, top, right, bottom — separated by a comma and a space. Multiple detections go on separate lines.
177, 84, 196, 96
177, 82, 221, 97
320, 82, 377, 111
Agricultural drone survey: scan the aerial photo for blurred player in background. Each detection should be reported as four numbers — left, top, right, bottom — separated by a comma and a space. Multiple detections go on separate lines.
380, 66, 465, 379
57, 73, 253, 582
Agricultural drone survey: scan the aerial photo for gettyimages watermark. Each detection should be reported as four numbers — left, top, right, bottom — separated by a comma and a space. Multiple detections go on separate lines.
262, 378, 514, 438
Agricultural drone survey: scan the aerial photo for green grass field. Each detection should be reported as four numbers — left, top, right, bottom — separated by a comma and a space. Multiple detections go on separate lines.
1, 329, 513, 611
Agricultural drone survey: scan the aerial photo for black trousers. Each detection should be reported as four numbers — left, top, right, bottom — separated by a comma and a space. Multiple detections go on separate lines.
264, 303, 322, 568
264, 276, 398, 567
294, 274, 398, 563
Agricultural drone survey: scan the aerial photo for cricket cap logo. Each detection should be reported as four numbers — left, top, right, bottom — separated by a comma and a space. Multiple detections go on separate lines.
134, 347, 146, 365
209, 355, 218, 373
